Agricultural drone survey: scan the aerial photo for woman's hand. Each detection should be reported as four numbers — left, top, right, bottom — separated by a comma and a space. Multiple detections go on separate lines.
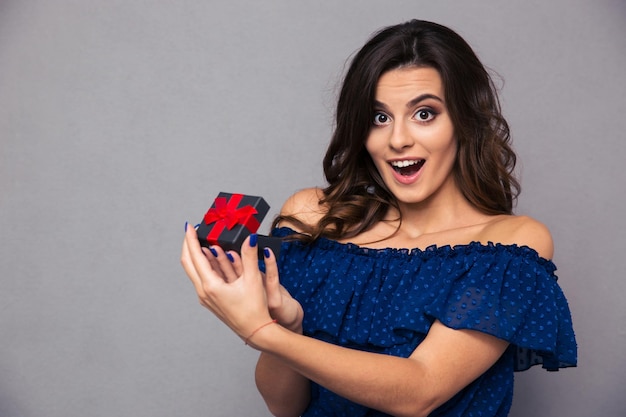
262, 248, 304, 333
180, 223, 273, 341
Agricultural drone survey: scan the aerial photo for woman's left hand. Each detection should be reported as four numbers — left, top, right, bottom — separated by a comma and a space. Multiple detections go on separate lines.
180, 223, 273, 341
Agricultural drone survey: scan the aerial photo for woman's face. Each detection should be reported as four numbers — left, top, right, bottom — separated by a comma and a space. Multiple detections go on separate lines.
365, 66, 458, 208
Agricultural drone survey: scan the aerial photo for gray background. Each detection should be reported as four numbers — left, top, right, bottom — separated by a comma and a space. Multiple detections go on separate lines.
1, 1, 624, 416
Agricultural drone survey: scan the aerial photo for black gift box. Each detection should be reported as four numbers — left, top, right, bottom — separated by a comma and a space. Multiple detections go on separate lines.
196, 192, 281, 259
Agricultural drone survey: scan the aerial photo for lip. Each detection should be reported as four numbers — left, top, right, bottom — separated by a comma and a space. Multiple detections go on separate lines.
387, 158, 425, 185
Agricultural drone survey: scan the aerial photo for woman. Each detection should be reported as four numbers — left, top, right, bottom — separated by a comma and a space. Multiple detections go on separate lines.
181, 20, 577, 417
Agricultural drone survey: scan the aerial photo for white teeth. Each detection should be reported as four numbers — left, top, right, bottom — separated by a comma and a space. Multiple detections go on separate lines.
390, 160, 422, 168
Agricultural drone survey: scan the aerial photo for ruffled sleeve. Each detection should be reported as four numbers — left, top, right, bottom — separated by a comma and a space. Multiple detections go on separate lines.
271, 228, 577, 372
422, 243, 577, 371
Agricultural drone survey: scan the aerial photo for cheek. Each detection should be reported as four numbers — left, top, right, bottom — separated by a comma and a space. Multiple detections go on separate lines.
364, 136, 389, 175
421, 131, 456, 156
364, 132, 381, 158
440, 140, 458, 168
445, 136, 458, 157
429, 123, 456, 153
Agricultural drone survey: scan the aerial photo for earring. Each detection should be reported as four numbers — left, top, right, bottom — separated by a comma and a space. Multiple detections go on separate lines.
366, 185, 376, 195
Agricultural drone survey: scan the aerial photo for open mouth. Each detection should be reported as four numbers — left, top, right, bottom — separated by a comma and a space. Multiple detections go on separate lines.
390, 159, 425, 176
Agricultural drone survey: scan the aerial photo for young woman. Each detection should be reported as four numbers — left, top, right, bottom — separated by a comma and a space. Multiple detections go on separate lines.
181, 20, 577, 417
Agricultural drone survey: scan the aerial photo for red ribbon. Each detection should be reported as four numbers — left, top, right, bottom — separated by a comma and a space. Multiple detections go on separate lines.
203, 194, 260, 245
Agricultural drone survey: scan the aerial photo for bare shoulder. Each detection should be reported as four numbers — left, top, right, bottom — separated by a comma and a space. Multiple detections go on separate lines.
277, 187, 326, 232
481, 215, 554, 259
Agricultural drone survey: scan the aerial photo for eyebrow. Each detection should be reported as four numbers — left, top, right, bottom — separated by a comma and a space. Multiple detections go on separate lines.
374, 93, 444, 110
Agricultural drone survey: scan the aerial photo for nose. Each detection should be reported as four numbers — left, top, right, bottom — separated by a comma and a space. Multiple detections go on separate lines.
388, 120, 414, 151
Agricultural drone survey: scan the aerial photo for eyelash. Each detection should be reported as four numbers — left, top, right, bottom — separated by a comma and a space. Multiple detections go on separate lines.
373, 112, 391, 125
372, 108, 438, 126
414, 108, 438, 122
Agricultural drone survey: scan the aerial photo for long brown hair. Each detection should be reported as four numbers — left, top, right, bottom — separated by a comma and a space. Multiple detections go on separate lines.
274, 20, 519, 241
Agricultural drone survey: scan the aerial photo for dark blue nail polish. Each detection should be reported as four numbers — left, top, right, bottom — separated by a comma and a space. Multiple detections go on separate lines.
185, 221, 188, 232
194, 224, 200, 230
249, 233, 258, 247
226, 253, 235, 263
263, 248, 270, 258
209, 247, 218, 257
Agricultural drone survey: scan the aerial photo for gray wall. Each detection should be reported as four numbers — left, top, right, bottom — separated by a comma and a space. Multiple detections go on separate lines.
1, 1, 624, 416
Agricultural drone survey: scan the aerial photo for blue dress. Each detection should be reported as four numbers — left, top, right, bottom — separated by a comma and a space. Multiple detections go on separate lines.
270, 227, 577, 417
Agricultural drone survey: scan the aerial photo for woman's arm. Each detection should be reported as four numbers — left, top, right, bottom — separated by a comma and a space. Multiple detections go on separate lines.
248, 319, 508, 417
254, 248, 310, 417
255, 350, 310, 417
252, 187, 324, 416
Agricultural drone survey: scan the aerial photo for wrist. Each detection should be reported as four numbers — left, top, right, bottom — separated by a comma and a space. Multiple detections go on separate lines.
244, 319, 278, 346
246, 321, 297, 351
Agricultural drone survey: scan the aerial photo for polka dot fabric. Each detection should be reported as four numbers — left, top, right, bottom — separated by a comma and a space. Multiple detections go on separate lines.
270, 227, 577, 417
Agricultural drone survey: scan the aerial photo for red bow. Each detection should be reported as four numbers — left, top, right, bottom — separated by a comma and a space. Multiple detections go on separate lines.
203, 194, 260, 245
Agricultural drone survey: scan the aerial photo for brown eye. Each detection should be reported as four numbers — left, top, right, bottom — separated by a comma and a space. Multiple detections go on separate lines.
373, 112, 390, 125
417, 110, 429, 119
415, 109, 434, 121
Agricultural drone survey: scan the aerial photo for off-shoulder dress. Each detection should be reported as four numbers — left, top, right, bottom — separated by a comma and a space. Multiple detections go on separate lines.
270, 227, 577, 417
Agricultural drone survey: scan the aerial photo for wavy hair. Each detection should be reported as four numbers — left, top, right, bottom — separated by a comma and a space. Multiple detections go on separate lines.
274, 20, 520, 241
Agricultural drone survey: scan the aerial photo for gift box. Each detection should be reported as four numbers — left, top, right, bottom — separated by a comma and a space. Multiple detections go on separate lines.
196, 192, 281, 259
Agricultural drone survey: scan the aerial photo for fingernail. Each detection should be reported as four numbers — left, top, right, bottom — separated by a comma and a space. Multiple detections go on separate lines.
185, 221, 188, 232
249, 233, 258, 247
263, 247, 270, 259
226, 252, 235, 263
194, 224, 200, 230
209, 247, 218, 257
